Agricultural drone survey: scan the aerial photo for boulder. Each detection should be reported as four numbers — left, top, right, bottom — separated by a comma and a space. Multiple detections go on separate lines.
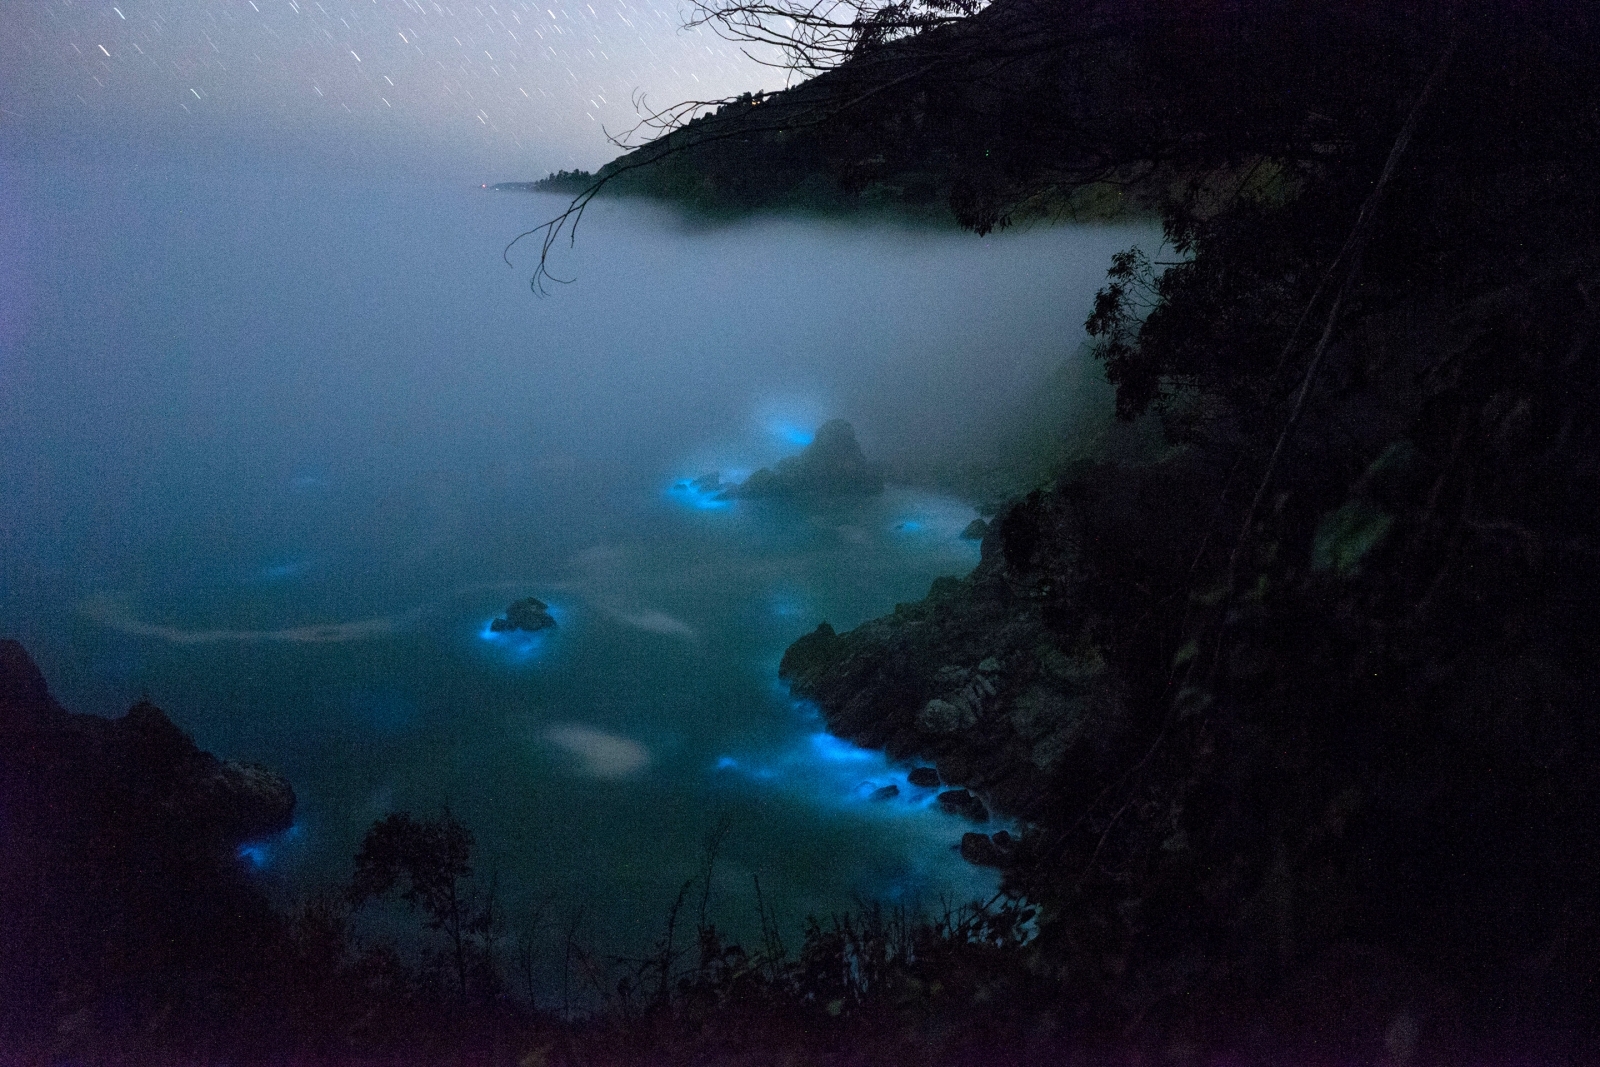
868, 783, 900, 802
960, 518, 989, 541
918, 697, 977, 734
491, 597, 557, 633
937, 788, 989, 822
908, 766, 941, 788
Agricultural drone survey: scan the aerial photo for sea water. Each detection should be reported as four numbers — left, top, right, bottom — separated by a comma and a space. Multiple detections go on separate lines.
0, 133, 1151, 966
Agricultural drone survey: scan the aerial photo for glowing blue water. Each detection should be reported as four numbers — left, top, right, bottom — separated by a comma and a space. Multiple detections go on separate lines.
237, 823, 306, 871
0, 137, 1153, 962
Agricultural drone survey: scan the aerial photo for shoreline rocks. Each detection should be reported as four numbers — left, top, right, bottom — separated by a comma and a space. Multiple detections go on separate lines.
776, 485, 1133, 865
936, 788, 989, 822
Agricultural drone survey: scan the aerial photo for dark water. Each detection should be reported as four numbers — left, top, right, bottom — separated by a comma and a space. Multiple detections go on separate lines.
0, 136, 1152, 960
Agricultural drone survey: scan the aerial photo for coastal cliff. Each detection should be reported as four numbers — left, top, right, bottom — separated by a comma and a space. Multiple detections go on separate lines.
0, 640, 296, 1050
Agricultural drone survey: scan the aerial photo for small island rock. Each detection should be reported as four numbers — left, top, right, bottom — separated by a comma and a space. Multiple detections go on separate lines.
722, 420, 884, 500
491, 597, 557, 633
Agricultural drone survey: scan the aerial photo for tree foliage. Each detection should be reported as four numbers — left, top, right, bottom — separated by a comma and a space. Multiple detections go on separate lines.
350, 809, 500, 999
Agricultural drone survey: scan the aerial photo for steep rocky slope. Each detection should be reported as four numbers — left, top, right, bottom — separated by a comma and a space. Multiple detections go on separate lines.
0, 640, 296, 1050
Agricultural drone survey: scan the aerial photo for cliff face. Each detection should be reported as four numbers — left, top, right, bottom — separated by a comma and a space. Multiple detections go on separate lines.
0, 639, 295, 1049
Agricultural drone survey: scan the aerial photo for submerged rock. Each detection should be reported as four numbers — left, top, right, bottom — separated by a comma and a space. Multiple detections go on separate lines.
682, 472, 727, 493
937, 788, 989, 822
491, 596, 557, 633
868, 783, 900, 802
960, 829, 1016, 867
723, 420, 884, 499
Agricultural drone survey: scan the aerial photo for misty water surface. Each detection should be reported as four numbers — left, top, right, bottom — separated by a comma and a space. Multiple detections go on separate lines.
0, 136, 1153, 964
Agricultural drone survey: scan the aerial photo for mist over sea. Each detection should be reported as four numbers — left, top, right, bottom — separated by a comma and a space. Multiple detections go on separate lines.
0, 133, 1151, 960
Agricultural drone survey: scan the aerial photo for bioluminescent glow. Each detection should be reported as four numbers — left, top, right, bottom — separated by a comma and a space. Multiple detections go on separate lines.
545, 723, 652, 780
711, 703, 1008, 838
237, 823, 305, 871
260, 560, 310, 580
666, 475, 734, 511
767, 420, 816, 448
876, 491, 993, 553
477, 618, 551, 660
755, 400, 826, 451
810, 731, 879, 765
289, 472, 326, 491
474, 599, 569, 662
769, 594, 807, 619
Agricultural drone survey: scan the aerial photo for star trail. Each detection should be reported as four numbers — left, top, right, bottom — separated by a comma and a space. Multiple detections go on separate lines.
0, 0, 785, 171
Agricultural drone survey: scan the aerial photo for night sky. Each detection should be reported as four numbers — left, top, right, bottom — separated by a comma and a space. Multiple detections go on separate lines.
0, 0, 787, 174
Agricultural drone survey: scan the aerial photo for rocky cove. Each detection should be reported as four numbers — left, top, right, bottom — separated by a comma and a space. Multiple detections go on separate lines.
778, 492, 1120, 846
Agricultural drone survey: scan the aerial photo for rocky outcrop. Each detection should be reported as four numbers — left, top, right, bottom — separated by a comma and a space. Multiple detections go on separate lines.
778, 504, 1130, 824
491, 597, 557, 633
1, 641, 295, 844
0, 639, 296, 1045
722, 420, 884, 499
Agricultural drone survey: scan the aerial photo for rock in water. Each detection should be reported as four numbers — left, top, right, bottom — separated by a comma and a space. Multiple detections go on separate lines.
491, 597, 557, 633
723, 419, 884, 499
908, 766, 941, 788
960, 518, 989, 541
937, 788, 989, 822
868, 783, 900, 802
960, 830, 1016, 867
